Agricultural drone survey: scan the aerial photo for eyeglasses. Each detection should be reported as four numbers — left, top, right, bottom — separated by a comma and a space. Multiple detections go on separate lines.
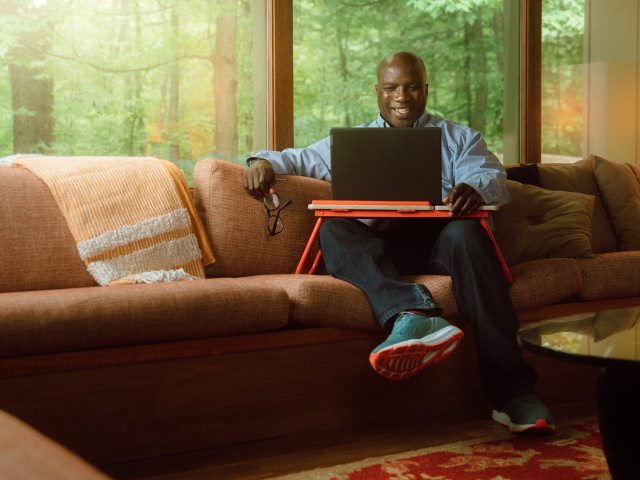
263, 193, 292, 236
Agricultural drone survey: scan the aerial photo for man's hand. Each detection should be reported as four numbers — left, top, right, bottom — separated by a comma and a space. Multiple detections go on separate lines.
243, 159, 276, 200
443, 183, 485, 217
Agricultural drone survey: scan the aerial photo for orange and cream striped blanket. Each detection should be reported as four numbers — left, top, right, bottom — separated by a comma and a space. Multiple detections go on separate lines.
0, 155, 214, 285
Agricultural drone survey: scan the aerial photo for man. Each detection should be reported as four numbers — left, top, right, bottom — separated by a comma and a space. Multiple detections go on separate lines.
243, 51, 554, 434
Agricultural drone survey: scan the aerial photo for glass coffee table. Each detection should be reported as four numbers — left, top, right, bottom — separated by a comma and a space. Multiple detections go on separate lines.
518, 306, 640, 480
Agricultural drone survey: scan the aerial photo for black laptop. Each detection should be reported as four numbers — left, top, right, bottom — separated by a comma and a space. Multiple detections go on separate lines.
329, 127, 443, 204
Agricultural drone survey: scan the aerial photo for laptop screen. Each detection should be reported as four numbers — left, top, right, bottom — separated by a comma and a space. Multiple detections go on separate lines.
330, 127, 443, 204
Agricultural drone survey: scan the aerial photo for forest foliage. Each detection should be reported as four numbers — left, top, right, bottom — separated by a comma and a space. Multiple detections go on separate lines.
1, 0, 585, 185
294, 0, 585, 159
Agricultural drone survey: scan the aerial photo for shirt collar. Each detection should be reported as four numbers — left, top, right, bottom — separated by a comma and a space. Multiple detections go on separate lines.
374, 110, 430, 128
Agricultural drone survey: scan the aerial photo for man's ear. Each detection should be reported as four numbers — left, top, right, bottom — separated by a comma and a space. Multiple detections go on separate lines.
425, 83, 429, 95
375, 84, 379, 95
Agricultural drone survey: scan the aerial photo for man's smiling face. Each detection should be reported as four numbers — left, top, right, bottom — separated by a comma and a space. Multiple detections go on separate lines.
375, 53, 428, 127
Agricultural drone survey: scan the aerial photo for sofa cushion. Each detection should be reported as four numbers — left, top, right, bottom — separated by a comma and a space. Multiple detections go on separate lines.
255, 259, 582, 330
0, 167, 98, 293
508, 258, 583, 311
0, 278, 289, 358
592, 155, 640, 251
492, 180, 595, 266
411, 258, 582, 314
538, 158, 617, 254
249, 275, 382, 331
251, 274, 459, 331
576, 252, 640, 301
194, 159, 330, 277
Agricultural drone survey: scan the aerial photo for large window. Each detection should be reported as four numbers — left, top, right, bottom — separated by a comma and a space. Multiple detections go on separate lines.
0, 0, 268, 184
7, 1, 636, 169
537, 0, 640, 165
541, 0, 586, 163
293, 0, 513, 161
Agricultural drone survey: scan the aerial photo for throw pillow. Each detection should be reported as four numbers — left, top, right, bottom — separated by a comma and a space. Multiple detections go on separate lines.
538, 157, 617, 254
592, 155, 640, 251
493, 180, 595, 267
505, 164, 543, 187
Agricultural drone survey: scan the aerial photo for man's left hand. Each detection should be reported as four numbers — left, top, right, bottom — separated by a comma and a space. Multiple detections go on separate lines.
443, 183, 485, 217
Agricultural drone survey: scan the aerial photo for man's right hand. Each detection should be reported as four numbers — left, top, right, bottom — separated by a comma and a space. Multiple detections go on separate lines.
243, 159, 276, 200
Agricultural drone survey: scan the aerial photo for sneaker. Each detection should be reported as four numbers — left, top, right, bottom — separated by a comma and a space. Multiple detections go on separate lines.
492, 394, 555, 433
369, 311, 463, 381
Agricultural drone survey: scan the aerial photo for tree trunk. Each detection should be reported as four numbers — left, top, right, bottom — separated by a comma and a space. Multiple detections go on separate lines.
469, 9, 487, 134
168, 11, 180, 162
463, 25, 472, 127
213, 0, 238, 160
493, 10, 504, 134
242, 0, 252, 154
336, 22, 351, 127
120, 0, 132, 99
9, 32, 54, 154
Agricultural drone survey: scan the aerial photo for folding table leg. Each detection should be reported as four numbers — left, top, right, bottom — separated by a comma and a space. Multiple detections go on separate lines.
295, 217, 325, 274
479, 218, 513, 286
308, 250, 323, 275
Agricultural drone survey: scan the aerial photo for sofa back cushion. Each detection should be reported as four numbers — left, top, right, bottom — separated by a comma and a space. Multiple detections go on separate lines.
0, 167, 98, 293
492, 180, 595, 266
537, 158, 617, 254
194, 159, 331, 277
592, 155, 640, 251
505, 164, 542, 187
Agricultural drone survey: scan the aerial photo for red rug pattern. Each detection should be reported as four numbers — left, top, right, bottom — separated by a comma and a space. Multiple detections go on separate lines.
275, 418, 611, 480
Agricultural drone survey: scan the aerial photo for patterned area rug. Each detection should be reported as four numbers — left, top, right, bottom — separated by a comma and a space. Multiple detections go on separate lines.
273, 418, 610, 480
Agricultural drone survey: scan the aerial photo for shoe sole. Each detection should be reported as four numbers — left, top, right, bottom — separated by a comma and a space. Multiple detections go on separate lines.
369, 325, 463, 381
492, 410, 555, 434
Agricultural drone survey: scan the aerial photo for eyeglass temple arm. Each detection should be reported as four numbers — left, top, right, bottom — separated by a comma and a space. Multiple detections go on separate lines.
272, 199, 291, 225
280, 199, 292, 210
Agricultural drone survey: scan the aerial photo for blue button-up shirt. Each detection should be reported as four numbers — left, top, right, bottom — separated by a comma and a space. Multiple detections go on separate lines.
247, 110, 510, 207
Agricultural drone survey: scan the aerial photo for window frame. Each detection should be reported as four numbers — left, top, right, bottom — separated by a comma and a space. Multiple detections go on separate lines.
268, 0, 294, 151
521, 0, 542, 164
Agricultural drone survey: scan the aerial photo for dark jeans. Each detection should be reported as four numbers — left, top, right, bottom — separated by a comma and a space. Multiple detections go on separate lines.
318, 217, 538, 409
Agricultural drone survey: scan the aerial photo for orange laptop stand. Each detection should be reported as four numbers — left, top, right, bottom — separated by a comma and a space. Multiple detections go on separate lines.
295, 200, 513, 286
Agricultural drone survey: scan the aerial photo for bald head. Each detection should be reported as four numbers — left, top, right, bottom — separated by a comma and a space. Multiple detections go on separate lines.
375, 51, 429, 127
377, 51, 426, 84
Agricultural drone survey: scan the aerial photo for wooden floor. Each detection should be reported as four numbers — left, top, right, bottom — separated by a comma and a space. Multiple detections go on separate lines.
100, 397, 598, 480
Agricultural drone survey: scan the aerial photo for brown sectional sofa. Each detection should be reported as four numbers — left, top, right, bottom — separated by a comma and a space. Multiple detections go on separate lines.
0, 157, 638, 469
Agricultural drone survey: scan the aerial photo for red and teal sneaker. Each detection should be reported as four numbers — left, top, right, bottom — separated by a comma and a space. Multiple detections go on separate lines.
369, 311, 464, 381
492, 394, 556, 433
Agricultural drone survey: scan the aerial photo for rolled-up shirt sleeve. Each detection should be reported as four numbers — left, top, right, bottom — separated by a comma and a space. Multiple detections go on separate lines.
246, 137, 332, 182
448, 128, 510, 207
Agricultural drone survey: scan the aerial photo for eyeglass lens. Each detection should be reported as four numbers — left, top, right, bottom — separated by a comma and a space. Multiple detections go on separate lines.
268, 216, 284, 234
264, 193, 280, 210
